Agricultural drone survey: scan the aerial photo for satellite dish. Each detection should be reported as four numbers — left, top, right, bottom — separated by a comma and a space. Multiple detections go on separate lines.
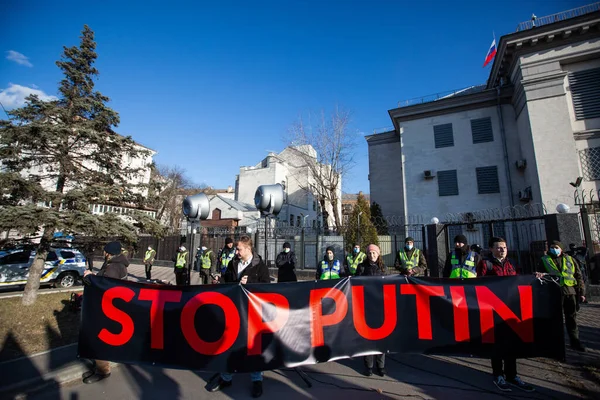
254, 184, 284, 216
182, 193, 210, 220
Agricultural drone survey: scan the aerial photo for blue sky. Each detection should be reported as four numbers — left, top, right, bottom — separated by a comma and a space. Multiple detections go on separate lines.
0, 0, 589, 194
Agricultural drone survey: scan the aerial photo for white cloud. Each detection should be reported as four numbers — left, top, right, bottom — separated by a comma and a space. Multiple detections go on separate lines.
6, 50, 33, 67
0, 83, 57, 109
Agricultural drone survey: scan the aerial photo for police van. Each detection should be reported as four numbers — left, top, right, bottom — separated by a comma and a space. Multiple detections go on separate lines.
0, 247, 87, 288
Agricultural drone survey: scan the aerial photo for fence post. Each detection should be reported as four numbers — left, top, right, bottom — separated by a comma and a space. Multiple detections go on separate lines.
426, 223, 447, 277
301, 227, 305, 269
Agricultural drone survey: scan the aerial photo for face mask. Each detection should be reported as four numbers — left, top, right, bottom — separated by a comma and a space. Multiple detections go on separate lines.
549, 247, 561, 256
406, 244, 413, 250
148, 247, 151, 251
326, 254, 334, 261
353, 248, 359, 254
284, 248, 290, 253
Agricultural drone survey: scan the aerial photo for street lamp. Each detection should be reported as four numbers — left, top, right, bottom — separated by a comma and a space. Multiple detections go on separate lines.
357, 211, 363, 245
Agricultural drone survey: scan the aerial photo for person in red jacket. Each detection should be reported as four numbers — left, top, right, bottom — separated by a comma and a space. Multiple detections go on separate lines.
477, 237, 534, 393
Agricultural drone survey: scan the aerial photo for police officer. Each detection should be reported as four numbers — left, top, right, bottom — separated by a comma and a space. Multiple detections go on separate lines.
197, 246, 216, 284
173, 246, 189, 285
443, 234, 481, 278
218, 238, 236, 275
344, 243, 366, 276
395, 237, 427, 276
537, 240, 586, 352
143, 246, 156, 280
316, 246, 348, 280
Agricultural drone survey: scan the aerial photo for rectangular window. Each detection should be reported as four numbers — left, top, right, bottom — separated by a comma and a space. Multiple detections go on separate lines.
569, 67, 600, 120
438, 170, 458, 196
290, 214, 294, 226
434, 123, 454, 148
297, 216, 301, 227
471, 117, 494, 143
476, 166, 500, 194
580, 147, 600, 181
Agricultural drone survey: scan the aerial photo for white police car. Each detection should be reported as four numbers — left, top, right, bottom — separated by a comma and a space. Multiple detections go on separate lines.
0, 248, 87, 288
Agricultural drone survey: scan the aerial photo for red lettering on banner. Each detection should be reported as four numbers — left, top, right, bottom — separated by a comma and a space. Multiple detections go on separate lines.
98, 286, 136, 346
310, 288, 348, 347
138, 289, 183, 349
400, 285, 445, 340
181, 292, 240, 355
351, 285, 397, 340
475, 285, 533, 343
450, 286, 470, 342
247, 293, 290, 356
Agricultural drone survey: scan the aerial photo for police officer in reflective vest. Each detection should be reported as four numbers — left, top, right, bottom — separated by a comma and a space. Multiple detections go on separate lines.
218, 238, 236, 275
537, 240, 586, 352
143, 246, 156, 280
395, 236, 427, 276
173, 246, 189, 285
316, 246, 348, 280
344, 243, 366, 276
197, 246, 216, 285
443, 234, 481, 278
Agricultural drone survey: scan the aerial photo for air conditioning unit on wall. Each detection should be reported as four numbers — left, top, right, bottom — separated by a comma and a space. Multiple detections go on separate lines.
423, 170, 435, 180
519, 187, 532, 202
516, 159, 527, 170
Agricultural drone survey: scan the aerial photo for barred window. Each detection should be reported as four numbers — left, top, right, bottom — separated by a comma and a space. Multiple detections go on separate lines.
471, 117, 494, 143
434, 123, 454, 148
580, 147, 600, 181
438, 170, 458, 196
476, 166, 500, 194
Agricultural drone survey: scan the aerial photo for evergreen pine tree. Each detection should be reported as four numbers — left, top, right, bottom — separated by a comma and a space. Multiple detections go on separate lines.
344, 193, 378, 250
0, 26, 164, 305
370, 201, 389, 235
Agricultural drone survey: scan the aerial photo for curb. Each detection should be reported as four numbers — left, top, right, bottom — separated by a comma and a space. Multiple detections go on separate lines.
0, 348, 118, 398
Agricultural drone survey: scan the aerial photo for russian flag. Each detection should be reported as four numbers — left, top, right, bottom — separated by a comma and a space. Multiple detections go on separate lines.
483, 39, 497, 67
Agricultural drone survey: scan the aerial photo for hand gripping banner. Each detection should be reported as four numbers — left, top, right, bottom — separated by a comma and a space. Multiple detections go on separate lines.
78, 275, 565, 372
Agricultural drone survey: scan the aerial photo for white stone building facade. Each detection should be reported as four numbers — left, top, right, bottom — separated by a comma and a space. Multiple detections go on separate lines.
235, 145, 342, 230
367, 8, 600, 223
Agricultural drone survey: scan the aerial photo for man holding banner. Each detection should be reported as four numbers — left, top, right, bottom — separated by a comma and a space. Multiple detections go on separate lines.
207, 235, 269, 398
477, 237, 535, 392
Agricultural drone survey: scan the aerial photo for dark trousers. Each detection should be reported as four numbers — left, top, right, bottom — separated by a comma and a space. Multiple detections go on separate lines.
364, 354, 385, 370
491, 357, 517, 380
200, 269, 211, 285
175, 267, 187, 285
563, 294, 579, 343
145, 263, 152, 280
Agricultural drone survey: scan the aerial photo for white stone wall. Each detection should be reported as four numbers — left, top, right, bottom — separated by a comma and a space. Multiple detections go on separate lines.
399, 106, 511, 219
366, 132, 404, 219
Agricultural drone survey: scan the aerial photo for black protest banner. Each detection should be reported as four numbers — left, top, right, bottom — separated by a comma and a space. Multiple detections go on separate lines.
78, 275, 564, 372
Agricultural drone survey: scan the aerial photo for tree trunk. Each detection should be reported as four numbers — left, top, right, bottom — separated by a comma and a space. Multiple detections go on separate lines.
21, 227, 53, 306
331, 198, 342, 233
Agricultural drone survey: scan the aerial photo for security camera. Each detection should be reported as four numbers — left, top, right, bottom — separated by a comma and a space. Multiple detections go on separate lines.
254, 183, 284, 216
182, 193, 210, 221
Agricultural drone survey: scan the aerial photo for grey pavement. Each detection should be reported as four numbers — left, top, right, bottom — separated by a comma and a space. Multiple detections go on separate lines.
2, 263, 600, 399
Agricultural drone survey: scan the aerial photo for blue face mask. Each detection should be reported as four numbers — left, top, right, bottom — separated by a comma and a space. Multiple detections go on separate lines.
549, 247, 561, 256
406, 244, 413, 250
353, 248, 359, 254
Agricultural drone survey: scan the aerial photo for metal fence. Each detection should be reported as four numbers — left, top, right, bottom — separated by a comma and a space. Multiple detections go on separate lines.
515, 3, 600, 32
441, 219, 547, 275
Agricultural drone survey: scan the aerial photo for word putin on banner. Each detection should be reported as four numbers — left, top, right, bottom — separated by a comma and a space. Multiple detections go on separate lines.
78, 275, 564, 372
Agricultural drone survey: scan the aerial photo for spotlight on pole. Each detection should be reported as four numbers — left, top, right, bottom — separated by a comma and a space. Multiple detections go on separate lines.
182, 193, 210, 285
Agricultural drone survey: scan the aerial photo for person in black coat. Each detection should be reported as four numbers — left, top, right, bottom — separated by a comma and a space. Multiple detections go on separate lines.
276, 242, 298, 282
356, 244, 387, 377
81, 241, 129, 384
207, 235, 269, 398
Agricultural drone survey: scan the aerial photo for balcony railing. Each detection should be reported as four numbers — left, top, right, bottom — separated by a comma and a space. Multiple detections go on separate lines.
515, 2, 600, 32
